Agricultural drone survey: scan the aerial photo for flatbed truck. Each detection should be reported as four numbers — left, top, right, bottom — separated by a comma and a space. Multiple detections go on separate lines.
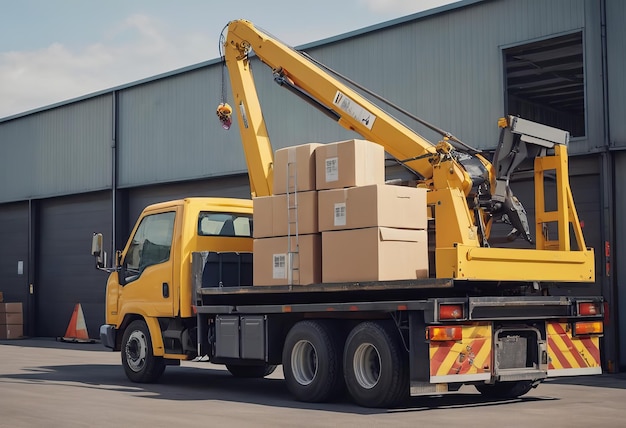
92, 20, 604, 408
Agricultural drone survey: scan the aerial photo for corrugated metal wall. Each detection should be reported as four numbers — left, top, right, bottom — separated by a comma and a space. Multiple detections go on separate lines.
116, 67, 248, 188
0, 95, 112, 203
607, 0, 626, 146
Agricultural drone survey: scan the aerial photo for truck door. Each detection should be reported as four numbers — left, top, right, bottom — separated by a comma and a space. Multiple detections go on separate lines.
119, 210, 176, 317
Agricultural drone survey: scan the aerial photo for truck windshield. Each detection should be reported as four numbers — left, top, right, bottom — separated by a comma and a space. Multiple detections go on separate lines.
198, 212, 252, 237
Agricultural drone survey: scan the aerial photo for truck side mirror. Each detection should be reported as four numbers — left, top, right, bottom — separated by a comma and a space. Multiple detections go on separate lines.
92, 233, 105, 269
115, 250, 123, 268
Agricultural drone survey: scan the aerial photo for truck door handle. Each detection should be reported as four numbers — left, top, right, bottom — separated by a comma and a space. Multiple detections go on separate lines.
162, 283, 169, 298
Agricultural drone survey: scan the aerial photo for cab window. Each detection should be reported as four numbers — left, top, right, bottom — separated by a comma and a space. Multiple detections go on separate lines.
125, 211, 175, 279
198, 212, 252, 237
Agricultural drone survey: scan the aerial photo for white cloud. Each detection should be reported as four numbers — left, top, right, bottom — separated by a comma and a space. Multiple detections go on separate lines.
0, 14, 212, 119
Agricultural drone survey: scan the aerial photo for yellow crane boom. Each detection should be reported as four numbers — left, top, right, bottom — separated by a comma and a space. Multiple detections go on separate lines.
220, 19, 594, 283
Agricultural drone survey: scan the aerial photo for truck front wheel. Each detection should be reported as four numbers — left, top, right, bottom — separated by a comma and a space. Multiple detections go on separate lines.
343, 321, 408, 408
282, 320, 344, 403
121, 320, 166, 383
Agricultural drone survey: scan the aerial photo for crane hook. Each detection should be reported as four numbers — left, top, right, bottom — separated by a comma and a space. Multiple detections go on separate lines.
216, 102, 232, 130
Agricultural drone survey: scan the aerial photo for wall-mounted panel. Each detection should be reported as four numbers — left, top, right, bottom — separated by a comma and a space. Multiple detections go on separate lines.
0, 95, 113, 203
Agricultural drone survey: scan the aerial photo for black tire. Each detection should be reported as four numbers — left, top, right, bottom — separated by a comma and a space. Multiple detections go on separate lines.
343, 321, 408, 408
282, 320, 344, 403
121, 320, 166, 383
226, 364, 277, 378
475, 380, 535, 398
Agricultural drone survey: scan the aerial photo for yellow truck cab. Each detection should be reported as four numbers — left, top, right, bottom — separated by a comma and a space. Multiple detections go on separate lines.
99, 197, 252, 381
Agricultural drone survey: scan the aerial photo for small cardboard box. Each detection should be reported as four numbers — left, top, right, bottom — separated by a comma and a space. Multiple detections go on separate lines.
0, 291, 3, 302
322, 227, 428, 283
0, 324, 23, 340
318, 184, 427, 231
315, 139, 385, 190
0, 311, 23, 325
253, 234, 321, 286
273, 143, 323, 195
0, 302, 22, 314
253, 191, 318, 238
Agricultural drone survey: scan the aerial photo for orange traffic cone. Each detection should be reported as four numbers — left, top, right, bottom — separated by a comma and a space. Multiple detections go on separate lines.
57, 303, 95, 343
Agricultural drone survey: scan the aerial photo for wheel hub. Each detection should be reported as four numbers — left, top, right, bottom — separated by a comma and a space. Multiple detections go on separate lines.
125, 330, 148, 372
353, 342, 381, 389
291, 340, 318, 386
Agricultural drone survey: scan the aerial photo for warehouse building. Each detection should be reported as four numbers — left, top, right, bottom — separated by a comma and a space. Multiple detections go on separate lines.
1, 0, 625, 370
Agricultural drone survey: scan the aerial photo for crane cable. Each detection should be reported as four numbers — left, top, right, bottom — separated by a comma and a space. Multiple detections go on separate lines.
216, 25, 233, 130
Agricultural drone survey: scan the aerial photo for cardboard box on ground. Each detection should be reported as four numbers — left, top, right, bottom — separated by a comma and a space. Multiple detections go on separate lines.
0, 302, 24, 340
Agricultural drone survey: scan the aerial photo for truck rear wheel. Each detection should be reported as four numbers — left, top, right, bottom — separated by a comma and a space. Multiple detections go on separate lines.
226, 364, 277, 378
282, 320, 344, 403
121, 320, 166, 383
343, 321, 408, 408
475, 380, 535, 398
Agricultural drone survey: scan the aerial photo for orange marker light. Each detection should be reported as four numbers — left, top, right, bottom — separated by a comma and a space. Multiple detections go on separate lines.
428, 326, 463, 341
573, 321, 603, 336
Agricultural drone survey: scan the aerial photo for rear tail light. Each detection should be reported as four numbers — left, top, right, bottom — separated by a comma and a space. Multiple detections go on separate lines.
578, 302, 601, 316
573, 321, 603, 336
439, 304, 464, 320
428, 326, 463, 341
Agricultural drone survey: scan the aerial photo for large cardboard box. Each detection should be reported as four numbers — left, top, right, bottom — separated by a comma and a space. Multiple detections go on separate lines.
322, 227, 428, 282
273, 143, 323, 195
0, 311, 23, 325
253, 234, 321, 286
0, 324, 23, 340
318, 184, 427, 231
315, 139, 385, 190
253, 191, 318, 238
0, 302, 22, 314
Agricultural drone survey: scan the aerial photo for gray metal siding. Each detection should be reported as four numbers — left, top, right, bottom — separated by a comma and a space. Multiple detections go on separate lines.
36, 192, 111, 338
607, 0, 626, 146
116, 68, 248, 188
0, 96, 112, 203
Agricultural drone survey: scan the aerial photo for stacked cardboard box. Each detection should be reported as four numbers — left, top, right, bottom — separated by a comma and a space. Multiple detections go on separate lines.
253, 138, 429, 286
254, 143, 323, 286
0, 302, 23, 340
316, 140, 429, 283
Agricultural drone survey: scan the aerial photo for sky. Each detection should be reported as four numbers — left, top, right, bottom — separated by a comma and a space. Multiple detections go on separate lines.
0, 0, 457, 119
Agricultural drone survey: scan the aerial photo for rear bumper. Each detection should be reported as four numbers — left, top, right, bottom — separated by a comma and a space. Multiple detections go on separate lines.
100, 324, 117, 349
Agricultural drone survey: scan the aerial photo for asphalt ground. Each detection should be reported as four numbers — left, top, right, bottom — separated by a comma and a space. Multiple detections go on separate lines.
1, 338, 625, 427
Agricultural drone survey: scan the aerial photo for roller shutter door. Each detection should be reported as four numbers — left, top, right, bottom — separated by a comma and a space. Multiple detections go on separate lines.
0, 202, 30, 330
37, 192, 111, 338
